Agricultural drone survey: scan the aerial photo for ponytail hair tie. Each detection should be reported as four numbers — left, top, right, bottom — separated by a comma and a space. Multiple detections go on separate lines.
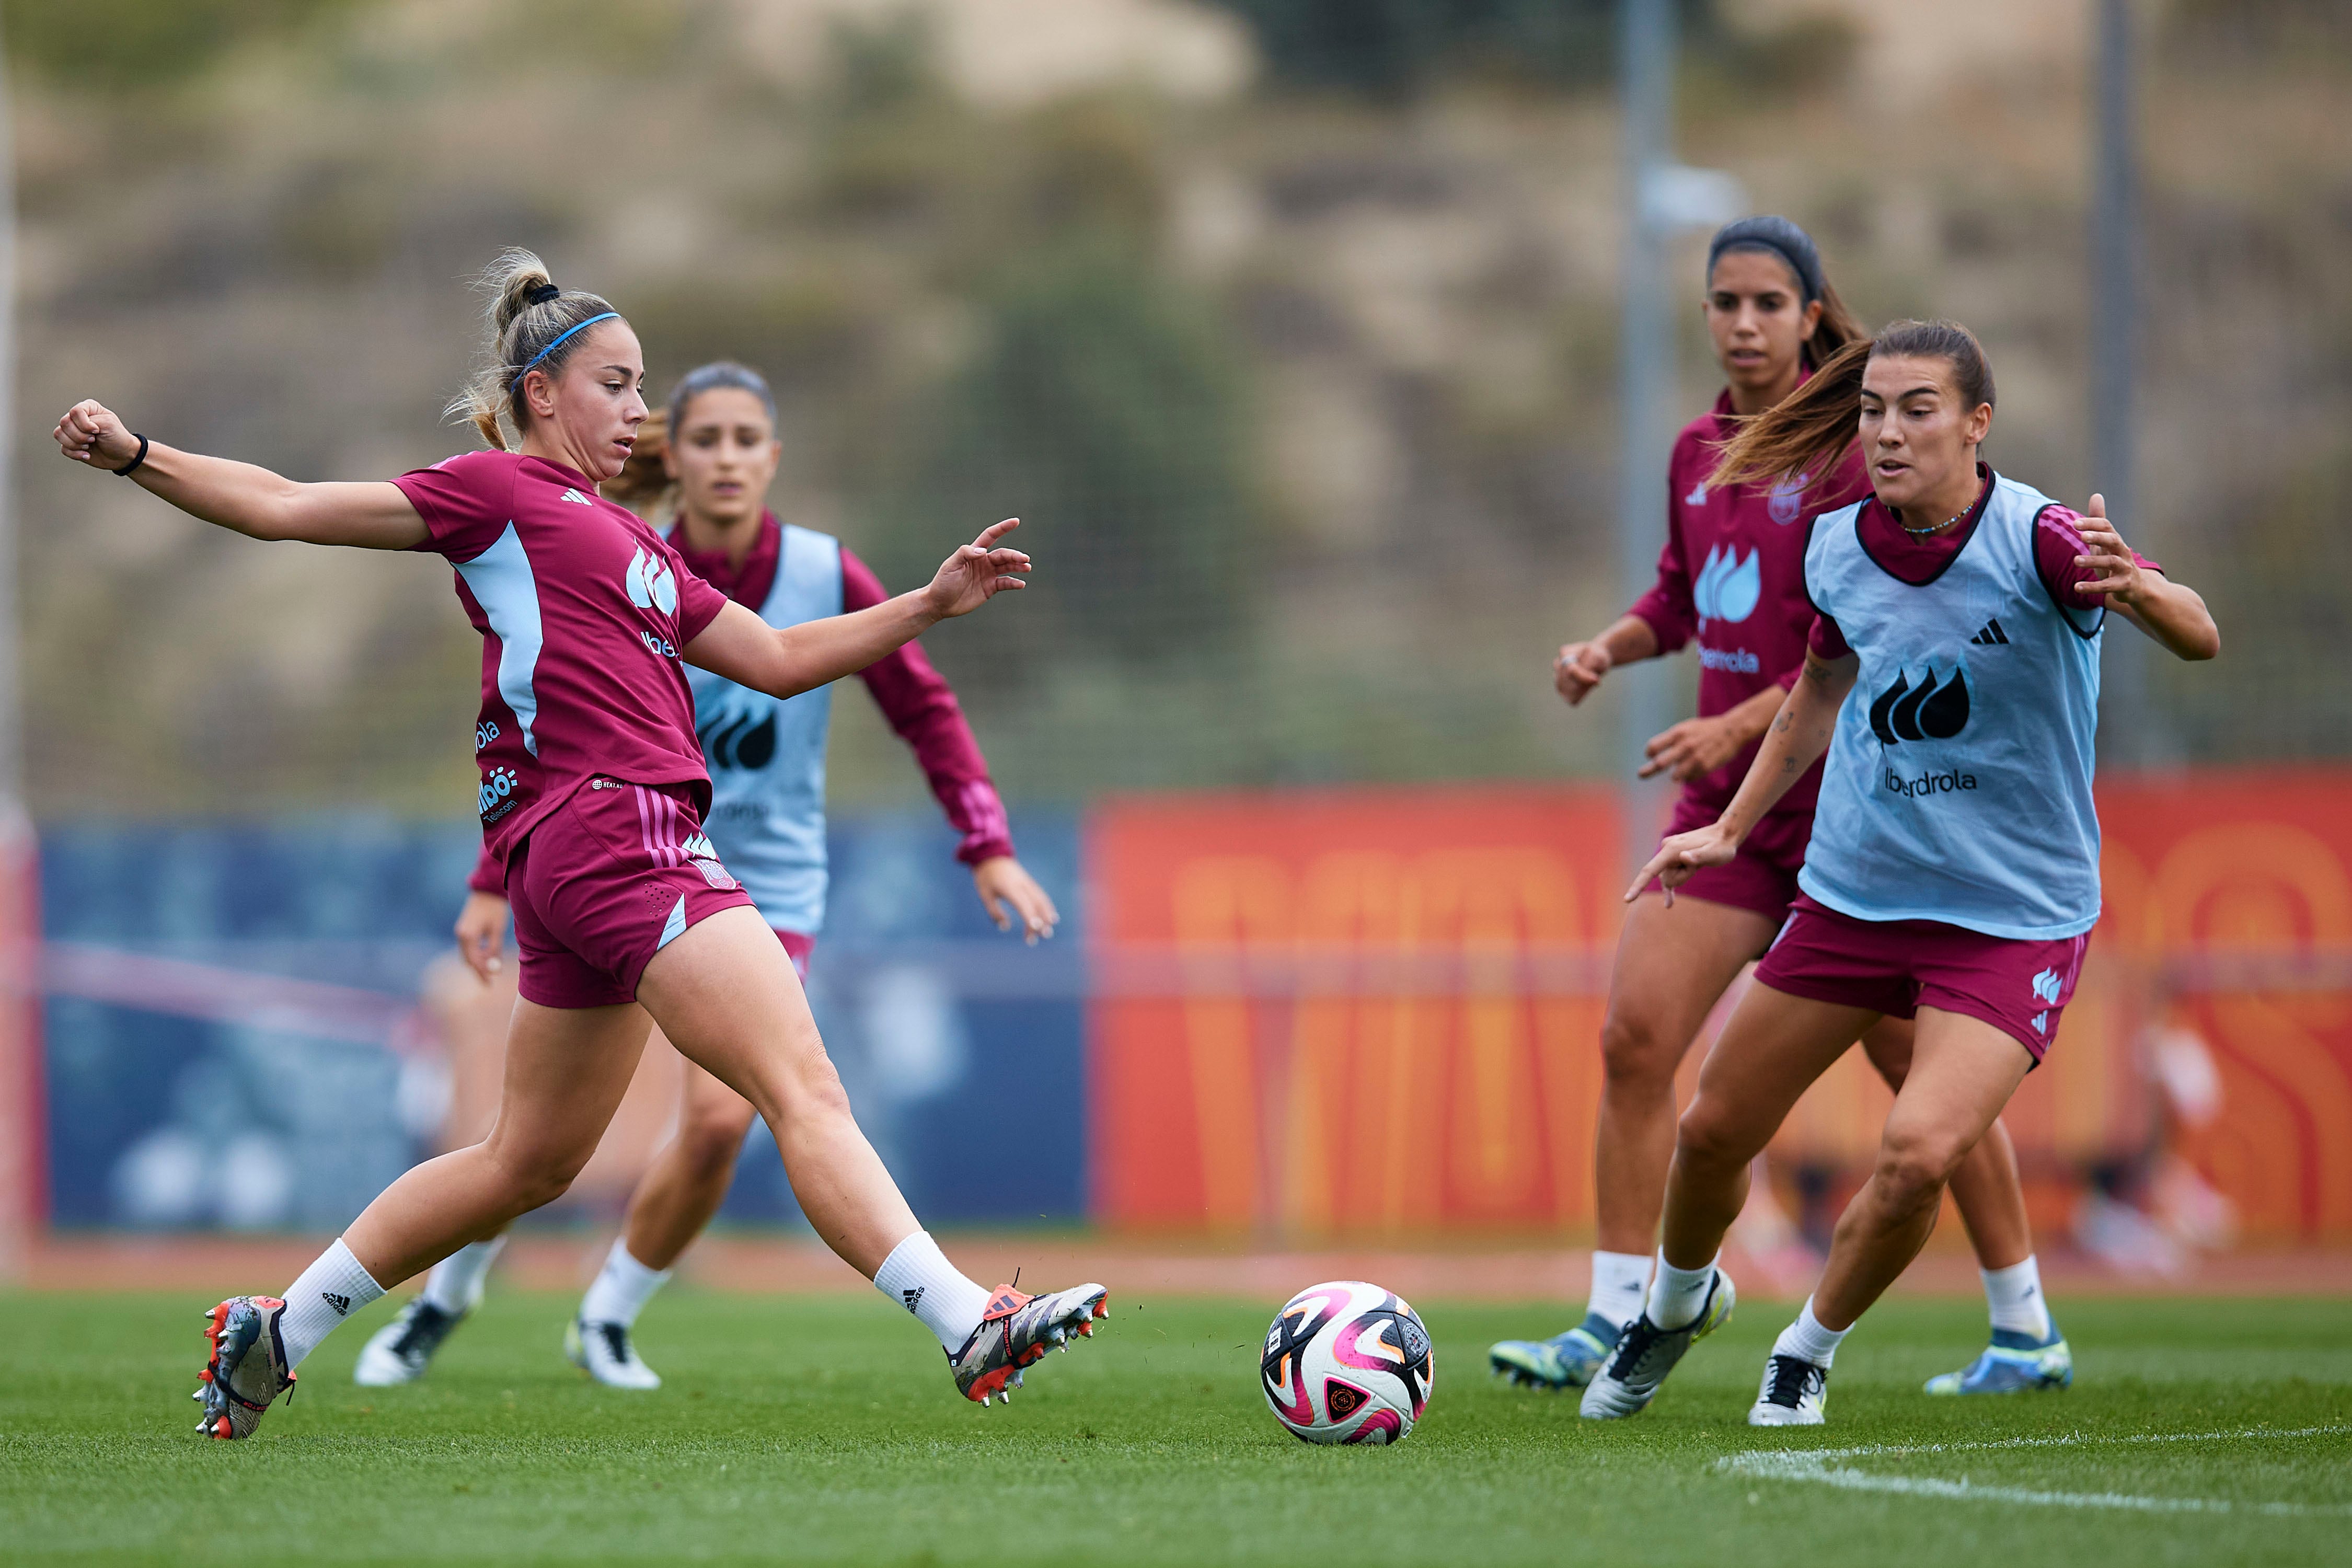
525, 281, 562, 306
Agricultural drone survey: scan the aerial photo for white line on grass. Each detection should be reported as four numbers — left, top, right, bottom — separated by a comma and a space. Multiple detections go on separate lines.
1718, 1425, 2352, 1516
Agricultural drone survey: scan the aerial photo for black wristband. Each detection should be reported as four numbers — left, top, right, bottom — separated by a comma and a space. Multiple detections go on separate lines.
111, 433, 149, 477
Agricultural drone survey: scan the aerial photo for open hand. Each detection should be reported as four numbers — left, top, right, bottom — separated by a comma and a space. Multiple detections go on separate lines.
1553, 640, 1611, 705
925, 519, 1032, 620
1639, 714, 1743, 782
2072, 493, 2147, 608
54, 399, 141, 471
973, 856, 1058, 944
1625, 821, 1742, 906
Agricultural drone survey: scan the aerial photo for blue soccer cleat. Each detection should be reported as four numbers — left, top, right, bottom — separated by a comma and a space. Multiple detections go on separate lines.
1488, 1312, 1622, 1391
1923, 1327, 2073, 1396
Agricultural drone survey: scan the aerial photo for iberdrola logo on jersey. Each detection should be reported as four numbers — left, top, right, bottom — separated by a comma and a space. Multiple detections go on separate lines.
625, 546, 678, 616
1693, 544, 1761, 629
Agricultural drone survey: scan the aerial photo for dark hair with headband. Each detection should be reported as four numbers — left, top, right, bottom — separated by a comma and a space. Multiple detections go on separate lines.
1707, 215, 1864, 368
603, 361, 780, 506
447, 248, 626, 450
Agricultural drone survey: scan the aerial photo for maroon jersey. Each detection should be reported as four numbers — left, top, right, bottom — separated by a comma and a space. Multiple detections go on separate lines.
1627, 388, 1872, 816
399, 449, 728, 870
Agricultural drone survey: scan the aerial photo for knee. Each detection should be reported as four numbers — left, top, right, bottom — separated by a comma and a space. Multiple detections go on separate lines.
769, 1036, 856, 1125
496, 1143, 591, 1214
679, 1102, 758, 1180
1599, 1010, 1681, 1092
1674, 1096, 1752, 1174
1873, 1127, 1968, 1213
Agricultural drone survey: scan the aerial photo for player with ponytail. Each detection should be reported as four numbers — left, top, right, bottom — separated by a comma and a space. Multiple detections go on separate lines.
1492, 220, 2059, 1401
358, 360, 1060, 1390
53, 250, 1108, 1439
1578, 317, 2217, 1427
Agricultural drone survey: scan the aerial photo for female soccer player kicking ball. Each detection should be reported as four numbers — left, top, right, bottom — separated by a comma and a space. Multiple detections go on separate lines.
358, 360, 1060, 1390
53, 252, 1106, 1439
1578, 318, 2217, 1426
1490, 219, 2067, 1399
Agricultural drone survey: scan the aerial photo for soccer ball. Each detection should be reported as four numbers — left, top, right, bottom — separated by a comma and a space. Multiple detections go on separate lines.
1259, 1280, 1434, 1445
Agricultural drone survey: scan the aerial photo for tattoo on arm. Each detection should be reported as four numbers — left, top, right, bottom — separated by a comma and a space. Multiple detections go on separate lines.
1773, 713, 1792, 734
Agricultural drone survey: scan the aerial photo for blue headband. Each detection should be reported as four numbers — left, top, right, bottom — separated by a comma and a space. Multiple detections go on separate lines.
515, 311, 619, 379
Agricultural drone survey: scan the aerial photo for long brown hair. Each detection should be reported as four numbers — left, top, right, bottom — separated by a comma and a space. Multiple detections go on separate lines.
1710, 318, 1997, 490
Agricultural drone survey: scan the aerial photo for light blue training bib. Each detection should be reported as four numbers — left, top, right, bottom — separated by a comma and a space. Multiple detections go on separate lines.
689, 525, 843, 936
1798, 472, 2104, 940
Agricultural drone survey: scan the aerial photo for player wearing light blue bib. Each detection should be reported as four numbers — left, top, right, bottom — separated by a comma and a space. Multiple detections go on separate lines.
1585, 318, 2218, 1429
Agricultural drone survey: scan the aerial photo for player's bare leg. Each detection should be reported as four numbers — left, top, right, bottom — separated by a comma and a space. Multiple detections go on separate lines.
1492, 893, 1773, 1391
1859, 1020, 2071, 1394
1743, 1009, 2034, 1425
567, 1054, 759, 1389
1582, 985, 1870, 1420
206, 1001, 653, 1434
635, 906, 1104, 1403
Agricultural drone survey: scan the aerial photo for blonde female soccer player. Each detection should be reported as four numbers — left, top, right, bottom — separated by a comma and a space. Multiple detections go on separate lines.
357, 360, 1060, 1390
54, 251, 1105, 1438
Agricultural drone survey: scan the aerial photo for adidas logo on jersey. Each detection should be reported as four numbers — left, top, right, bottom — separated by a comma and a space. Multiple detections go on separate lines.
1969, 618, 2011, 645
559, 487, 594, 505
322, 1292, 352, 1317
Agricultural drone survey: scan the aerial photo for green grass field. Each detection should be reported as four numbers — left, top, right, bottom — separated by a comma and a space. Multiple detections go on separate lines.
4, 1288, 2346, 1565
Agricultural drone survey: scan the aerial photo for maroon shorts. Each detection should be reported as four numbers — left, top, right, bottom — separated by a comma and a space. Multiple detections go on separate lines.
1644, 791, 1815, 927
505, 777, 759, 1009
1753, 896, 2091, 1063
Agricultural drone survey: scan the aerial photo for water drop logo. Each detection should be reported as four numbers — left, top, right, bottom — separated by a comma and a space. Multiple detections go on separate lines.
1693, 544, 1762, 629
1866, 665, 1972, 745
625, 546, 678, 616
2030, 967, 2064, 1006
698, 702, 778, 773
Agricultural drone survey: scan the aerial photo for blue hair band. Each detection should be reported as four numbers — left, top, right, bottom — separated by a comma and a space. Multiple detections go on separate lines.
515, 311, 619, 379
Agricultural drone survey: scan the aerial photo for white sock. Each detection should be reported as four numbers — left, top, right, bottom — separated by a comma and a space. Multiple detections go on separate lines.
1773, 1298, 1851, 1368
872, 1230, 993, 1353
276, 1238, 386, 1370
1646, 1252, 1720, 1331
1981, 1256, 2054, 1341
1586, 1249, 1652, 1330
421, 1237, 506, 1316
579, 1239, 673, 1329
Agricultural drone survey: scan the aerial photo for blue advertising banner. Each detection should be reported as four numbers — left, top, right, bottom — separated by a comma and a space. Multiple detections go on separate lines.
37, 812, 1086, 1234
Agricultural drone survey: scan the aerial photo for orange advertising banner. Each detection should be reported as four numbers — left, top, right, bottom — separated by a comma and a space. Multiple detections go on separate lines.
1085, 771, 2352, 1241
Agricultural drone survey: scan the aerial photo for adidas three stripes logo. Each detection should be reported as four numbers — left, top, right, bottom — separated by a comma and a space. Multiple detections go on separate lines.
1968, 618, 2010, 645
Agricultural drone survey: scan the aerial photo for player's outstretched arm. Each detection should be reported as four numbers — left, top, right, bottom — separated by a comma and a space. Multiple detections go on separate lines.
54, 399, 426, 550
1627, 647, 1855, 903
686, 520, 1030, 700
2072, 494, 2220, 662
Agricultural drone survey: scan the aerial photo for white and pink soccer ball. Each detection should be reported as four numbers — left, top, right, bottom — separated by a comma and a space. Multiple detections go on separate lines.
1260, 1281, 1434, 1445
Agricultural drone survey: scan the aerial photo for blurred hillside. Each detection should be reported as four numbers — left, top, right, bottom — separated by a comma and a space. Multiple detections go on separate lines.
10, 0, 2350, 819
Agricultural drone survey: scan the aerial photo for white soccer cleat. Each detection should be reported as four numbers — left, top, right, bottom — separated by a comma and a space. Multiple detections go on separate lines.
1578, 1270, 1735, 1421
353, 1299, 467, 1387
1748, 1352, 1829, 1425
951, 1282, 1110, 1405
194, 1296, 296, 1440
565, 1318, 662, 1390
